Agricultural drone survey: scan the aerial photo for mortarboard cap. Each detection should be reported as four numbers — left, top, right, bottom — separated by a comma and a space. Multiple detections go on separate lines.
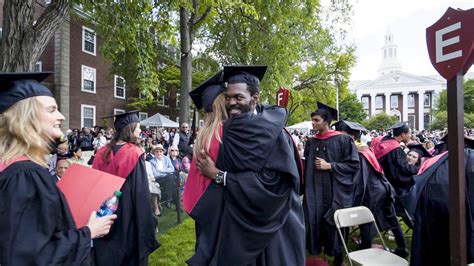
389, 121, 409, 130
189, 70, 224, 112
102, 110, 140, 133
333, 120, 367, 133
223, 65, 267, 90
407, 143, 433, 158
316, 102, 338, 122
0, 72, 53, 113
439, 134, 474, 149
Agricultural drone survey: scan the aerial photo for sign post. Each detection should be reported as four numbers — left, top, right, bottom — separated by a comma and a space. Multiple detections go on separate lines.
427, 7, 474, 266
276, 87, 290, 108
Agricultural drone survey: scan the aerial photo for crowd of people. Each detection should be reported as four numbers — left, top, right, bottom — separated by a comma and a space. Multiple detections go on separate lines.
1, 69, 474, 266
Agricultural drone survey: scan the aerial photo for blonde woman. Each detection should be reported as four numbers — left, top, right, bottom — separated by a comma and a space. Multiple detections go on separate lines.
0, 73, 116, 265
182, 84, 227, 214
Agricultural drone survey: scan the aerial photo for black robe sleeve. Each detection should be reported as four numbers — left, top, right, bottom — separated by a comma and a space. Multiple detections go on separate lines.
384, 148, 419, 195
0, 161, 91, 266
211, 122, 305, 265
93, 157, 159, 265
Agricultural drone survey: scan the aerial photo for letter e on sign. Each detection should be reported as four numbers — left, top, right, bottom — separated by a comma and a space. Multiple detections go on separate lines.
426, 7, 474, 80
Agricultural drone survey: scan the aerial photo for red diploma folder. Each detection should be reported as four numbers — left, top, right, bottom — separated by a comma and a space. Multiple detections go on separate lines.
57, 164, 125, 228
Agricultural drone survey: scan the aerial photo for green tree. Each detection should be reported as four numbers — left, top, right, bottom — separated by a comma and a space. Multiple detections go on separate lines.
362, 112, 399, 132
78, 1, 176, 103
203, 0, 355, 124
432, 79, 474, 129
339, 92, 366, 123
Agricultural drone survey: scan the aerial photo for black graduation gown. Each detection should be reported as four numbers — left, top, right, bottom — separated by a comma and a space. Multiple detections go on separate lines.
188, 105, 305, 266
0, 161, 92, 265
378, 144, 418, 197
303, 133, 359, 256
93, 148, 159, 266
355, 152, 398, 237
407, 149, 474, 266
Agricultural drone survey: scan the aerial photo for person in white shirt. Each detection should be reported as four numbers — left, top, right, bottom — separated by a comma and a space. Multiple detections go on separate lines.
92, 131, 107, 149
149, 144, 175, 208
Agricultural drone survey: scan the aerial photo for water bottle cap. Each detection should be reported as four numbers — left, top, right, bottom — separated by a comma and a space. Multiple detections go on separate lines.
114, 191, 122, 197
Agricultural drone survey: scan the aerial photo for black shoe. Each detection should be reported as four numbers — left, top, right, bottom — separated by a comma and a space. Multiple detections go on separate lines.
392, 247, 409, 258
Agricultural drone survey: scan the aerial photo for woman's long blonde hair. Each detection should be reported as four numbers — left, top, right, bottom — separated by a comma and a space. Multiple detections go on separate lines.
194, 93, 228, 155
0, 97, 52, 167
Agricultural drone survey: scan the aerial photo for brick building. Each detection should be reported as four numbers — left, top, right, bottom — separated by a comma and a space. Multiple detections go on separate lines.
1, 1, 179, 131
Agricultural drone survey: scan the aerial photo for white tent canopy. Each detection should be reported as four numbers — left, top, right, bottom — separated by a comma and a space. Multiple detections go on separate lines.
140, 113, 180, 128
286, 121, 312, 133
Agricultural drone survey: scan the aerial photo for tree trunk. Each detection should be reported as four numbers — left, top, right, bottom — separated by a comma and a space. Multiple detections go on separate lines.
0, 0, 70, 72
179, 5, 192, 124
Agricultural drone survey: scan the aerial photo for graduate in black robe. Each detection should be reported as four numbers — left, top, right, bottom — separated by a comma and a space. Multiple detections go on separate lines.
333, 120, 398, 249
93, 111, 159, 265
372, 122, 418, 257
0, 72, 115, 265
403, 137, 474, 266
193, 65, 305, 265
303, 104, 359, 265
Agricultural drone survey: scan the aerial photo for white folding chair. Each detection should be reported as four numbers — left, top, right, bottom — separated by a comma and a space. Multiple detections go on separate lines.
334, 206, 408, 266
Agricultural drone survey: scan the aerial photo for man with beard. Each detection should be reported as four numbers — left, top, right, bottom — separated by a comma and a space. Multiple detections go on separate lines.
303, 103, 360, 266
372, 122, 418, 258
194, 65, 305, 265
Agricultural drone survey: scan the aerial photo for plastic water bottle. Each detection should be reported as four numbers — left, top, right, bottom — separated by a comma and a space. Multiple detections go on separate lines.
96, 191, 122, 217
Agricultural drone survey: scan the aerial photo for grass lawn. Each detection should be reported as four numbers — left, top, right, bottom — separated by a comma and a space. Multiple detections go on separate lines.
149, 219, 196, 266
148, 209, 412, 265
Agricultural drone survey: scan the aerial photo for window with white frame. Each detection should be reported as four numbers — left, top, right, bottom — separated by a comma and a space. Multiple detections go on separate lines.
424, 93, 431, 107
391, 95, 398, 108
81, 65, 96, 93
407, 93, 415, 108
361, 96, 369, 109
176, 117, 180, 124
176, 93, 180, 107
81, 105, 96, 128
82, 26, 96, 55
114, 109, 125, 115
35, 61, 42, 72
375, 96, 384, 109
139, 112, 148, 121
158, 92, 169, 106
114, 75, 126, 99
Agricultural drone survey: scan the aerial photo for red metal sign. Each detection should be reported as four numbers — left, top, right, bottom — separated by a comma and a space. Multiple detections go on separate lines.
426, 7, 474, 81
276, 87, 290, 107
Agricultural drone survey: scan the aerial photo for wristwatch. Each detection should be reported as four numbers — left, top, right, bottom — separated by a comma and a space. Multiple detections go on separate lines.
214, 170, 225, 184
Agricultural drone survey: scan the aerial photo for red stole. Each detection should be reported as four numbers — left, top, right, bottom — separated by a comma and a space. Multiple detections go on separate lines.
370, 136, 383, 149
373, 138, 400, 159
417, 151, 448, 175
359, 148, 384, 174
0, 156, 29, 173
183, 125, 222, 214
92, 143, 143, 179
313, 130, 343, 140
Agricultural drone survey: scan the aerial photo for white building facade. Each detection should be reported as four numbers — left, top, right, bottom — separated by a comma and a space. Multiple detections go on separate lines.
350, 32, 473, 130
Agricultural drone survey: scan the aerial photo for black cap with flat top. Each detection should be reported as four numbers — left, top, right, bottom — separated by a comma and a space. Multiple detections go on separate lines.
0, 72, 53, 113
102, 110, 140, 133
223, 65, 267, 89
316, 102, 338, 122
333, 120, 367, 133
408, 143, 433, 158
389, 121, 409, 130
189, 70, 224, 112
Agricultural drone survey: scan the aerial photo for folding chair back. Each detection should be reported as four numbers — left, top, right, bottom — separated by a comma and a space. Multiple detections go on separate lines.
334, 206, 408, 266
334, 206, 375, 228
